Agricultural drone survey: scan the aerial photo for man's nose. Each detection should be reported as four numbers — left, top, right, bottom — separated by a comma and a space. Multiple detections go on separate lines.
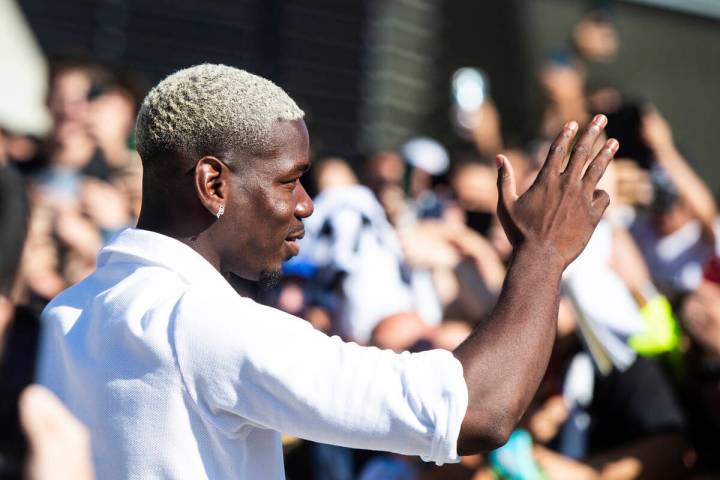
295, 182, 314, 218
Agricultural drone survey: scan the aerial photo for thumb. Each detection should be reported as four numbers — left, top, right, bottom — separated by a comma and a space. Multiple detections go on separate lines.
496, 154, 518, 209
19, 385, 88, 447
20, 385, 94, 480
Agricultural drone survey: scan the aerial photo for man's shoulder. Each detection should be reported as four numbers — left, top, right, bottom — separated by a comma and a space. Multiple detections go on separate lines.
42, 262, 191, 324
173, 284, 307, 349
175, 280, 259, 321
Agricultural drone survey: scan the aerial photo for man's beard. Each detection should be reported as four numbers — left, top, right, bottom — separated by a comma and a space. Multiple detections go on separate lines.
258, 269, 282, 290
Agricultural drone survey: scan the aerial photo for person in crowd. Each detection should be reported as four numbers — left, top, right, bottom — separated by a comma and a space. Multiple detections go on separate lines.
400, 137, 451, 222
624, 109, 719, 302
363, 150, 408, 225
571, 7, 619, 63
525, 299, 689, 480
562, 148, 649, 373
585, 86, 718, 303
463, 98, 505, 160
678, 257, 720, 475
9, 58, 139, 307
384, 144, 508, 341
0, 165, 94, 480
538, 53, 590, 141
302, 155, 440, 347
23, 57, 112, 180
464, 294, 687, 480
0, 164, 35, 478
86, 71, 142, 172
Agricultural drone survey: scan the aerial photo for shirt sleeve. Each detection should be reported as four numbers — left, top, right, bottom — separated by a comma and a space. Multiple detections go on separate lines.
171, 287, 468, 465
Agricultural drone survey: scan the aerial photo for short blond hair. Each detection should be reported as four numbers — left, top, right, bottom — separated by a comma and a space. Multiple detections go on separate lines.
135, 64, 304, 163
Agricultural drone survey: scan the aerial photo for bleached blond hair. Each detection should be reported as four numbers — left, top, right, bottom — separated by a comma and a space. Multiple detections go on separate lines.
135, 64, 304, 163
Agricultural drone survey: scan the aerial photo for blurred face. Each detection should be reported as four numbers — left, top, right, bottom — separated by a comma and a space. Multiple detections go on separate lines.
368, 151, 404, 186
222, 119, 313, 283
88, 89, 136, 144
572, 15, 619, 61
48, 69, 92, 136
315, 158, 357, 192
452, 164, 497, 212
540, 64, 584, 102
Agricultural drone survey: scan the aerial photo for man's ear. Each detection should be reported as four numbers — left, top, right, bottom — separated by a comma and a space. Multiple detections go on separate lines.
194, 156, 227, 218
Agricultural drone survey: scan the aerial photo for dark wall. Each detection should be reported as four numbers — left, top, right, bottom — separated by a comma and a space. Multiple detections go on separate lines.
17, 0, 367, 157
278, 1, 366, 157
357, 0, 534, 154
434, 0, 533, 148
18, 0, 271, 79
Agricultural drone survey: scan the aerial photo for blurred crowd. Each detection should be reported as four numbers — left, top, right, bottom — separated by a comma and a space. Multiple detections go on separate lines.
0, 55, 143, 478
1, 5, 720, 480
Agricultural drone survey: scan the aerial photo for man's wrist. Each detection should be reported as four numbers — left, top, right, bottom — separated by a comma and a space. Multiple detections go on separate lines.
511, 243, 566, 279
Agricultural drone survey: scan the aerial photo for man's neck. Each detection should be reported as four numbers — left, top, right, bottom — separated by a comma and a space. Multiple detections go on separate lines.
136, 208, 222, 274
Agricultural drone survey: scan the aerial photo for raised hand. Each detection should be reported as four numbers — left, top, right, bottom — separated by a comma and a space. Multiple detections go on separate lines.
641, 107, 674, 154
495, 114, 618, 269
454, 115, 619, 454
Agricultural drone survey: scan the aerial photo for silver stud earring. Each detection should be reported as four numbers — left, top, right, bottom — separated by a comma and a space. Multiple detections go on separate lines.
216, 204, 225, 219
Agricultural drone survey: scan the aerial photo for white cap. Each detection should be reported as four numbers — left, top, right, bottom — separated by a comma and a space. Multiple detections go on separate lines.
401, 137, 449, 176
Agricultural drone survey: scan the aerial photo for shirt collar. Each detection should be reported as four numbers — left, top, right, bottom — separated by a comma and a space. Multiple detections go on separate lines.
97, 228, 229, 288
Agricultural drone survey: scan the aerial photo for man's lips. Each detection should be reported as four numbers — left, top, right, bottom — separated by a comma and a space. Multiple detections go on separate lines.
285, 239, 301, 256
286, 228, 305, 242
285, 228, 305, 256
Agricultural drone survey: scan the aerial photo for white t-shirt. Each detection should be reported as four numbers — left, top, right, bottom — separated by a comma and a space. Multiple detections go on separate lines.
37, 228, 467, 479
628, 212, 720, 298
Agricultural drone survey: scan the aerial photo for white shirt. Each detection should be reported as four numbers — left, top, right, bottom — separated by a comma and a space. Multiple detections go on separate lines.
563, 219, 644, 371
37, 228, 468, 480
627, 211, 720, 298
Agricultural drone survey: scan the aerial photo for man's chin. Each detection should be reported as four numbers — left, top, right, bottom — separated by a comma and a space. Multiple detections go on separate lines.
284, 239, 301, 260
258, 269, 282, 290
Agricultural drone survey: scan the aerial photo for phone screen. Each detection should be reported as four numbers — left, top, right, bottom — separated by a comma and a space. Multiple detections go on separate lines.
603, 103, 653, 169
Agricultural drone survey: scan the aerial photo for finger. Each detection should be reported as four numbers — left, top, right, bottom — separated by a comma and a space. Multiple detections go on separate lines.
591, 189, 611, 219
583, 138, 619, 187
539, 121, 579, 177
20, 385, 84, 442
565, 114, 607, 179
20, 385, 94, 480
496, 154, 518, 210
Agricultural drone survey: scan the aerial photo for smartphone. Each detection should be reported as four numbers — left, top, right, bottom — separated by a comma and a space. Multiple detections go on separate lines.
451, 67, 490, 137
602, 102, 653, 169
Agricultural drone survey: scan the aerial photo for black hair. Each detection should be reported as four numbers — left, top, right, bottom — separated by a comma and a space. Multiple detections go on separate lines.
0, 166, 29, 296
